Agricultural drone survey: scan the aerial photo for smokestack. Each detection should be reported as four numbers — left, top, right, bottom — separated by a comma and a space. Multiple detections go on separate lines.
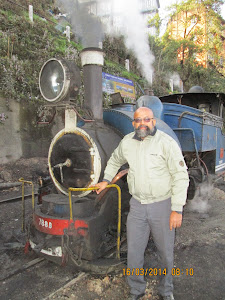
80, 48, 104, 121
144, 88, 154, 96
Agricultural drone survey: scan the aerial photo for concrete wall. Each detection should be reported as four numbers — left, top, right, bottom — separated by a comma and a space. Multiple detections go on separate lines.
0, 96, 64, 164
0, 97, 22, 164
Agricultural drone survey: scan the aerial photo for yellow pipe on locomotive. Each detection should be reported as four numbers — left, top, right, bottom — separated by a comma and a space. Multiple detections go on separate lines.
68, 184, 122, 259
19, 178, 35, 232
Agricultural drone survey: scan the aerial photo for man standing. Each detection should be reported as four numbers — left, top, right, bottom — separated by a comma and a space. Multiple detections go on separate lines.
94, 107, 189, 300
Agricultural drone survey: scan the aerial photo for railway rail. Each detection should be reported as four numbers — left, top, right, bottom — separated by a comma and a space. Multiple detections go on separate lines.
0, 192, 37, 204
0, 252, 79, 300
0, 257, 45, 282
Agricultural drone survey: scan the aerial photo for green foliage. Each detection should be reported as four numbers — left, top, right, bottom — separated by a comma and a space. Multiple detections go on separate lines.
148, 13, 161, 36
0, 2, 144, 106
104, 59, 141, 84
103, 35, 143, 80
0, 56, 40, 102
0, 2, 80, 103
2, 0, 224, 105
70, 41, 83, 52
186, 64, 225, 92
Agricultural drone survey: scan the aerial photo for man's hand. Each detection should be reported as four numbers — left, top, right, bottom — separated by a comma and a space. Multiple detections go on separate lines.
92, 181, 108, 194
169, 211, 182, 231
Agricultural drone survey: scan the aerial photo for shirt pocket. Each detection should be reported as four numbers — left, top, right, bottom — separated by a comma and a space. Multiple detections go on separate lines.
145, 153, 167, 177
144, 153, 171, 197
150, 175, 171, 197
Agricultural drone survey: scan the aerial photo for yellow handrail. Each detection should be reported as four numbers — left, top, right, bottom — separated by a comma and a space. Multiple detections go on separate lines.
68, 184, 121, 259
19, 178, 35, 232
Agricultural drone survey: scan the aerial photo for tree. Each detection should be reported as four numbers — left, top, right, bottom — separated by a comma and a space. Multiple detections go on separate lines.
160, 0, 225, 91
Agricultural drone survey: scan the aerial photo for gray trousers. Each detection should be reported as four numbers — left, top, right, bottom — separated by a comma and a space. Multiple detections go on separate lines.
127, 197, 175, 297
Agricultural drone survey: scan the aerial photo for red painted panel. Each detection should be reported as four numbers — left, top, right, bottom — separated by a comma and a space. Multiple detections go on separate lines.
33, 214, 88, 236
74, 220, 89, 236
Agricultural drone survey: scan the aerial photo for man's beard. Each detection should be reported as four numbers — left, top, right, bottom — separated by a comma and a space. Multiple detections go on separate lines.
135, 125, 152, 138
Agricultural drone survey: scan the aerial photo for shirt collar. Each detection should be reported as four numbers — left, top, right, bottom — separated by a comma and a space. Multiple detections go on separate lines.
132, 127, 157, 141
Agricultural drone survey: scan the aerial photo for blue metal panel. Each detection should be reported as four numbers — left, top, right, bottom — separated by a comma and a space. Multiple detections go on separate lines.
202, 125, 217, 151
77, 120, 85, 127
173, 128, 198, 152
163, 103, 203, 151
136, 95, 164, 120
215, 128, 225, 173
103, 109, 134, 136
163, 103, 221, 152
103, 108, 181, 146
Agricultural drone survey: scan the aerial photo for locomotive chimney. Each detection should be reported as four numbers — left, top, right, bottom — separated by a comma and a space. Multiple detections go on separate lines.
80, 48, 104, 121
144, 87, 154, 96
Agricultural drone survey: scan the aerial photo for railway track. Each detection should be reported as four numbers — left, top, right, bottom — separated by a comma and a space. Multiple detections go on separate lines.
0, 192, 37, 204
43, 272, 88, 300
0, 257, 45, 282
0, 180, 224, 300
0, 254, 81, 300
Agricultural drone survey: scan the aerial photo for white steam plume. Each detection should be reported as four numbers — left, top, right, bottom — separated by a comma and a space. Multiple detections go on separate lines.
111, 0, 155, 85
56, 0, 104, 48
56, 0, 155, 85
187, 182, 212, 214
168, 72, 183, 92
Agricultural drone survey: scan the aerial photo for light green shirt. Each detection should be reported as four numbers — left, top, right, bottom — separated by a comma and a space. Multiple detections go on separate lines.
104, 129, 189, 212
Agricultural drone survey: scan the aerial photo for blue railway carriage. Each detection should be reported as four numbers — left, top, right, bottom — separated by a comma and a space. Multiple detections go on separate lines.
159, 92, 225, 198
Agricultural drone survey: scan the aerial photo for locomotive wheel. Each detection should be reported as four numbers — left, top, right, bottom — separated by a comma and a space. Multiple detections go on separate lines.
187, 176, 196, 200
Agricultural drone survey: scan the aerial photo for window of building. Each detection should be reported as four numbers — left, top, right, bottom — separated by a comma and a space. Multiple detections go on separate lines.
141, 0, 154, 11
97, 2, 111, 16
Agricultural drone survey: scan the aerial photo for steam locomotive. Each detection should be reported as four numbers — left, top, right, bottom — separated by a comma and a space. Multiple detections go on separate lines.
27, 48, 225, 273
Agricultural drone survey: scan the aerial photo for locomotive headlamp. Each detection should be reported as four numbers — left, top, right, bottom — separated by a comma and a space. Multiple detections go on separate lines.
39, 58, 81, 103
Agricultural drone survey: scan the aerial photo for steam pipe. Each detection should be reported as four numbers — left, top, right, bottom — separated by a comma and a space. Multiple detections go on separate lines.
144, 88, 154, 96
80, 48, 104, 121
178, 111, 203, 128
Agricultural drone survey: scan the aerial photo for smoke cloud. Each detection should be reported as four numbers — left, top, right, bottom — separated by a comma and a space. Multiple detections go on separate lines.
168, 72, 183, 92
56, 0, 104, 48
111, 0, 155, 85
187, 182, 212, 214
56, 0, 155, 85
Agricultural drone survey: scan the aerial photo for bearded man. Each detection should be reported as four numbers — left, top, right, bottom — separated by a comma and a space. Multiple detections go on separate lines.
94, 107, 189, 300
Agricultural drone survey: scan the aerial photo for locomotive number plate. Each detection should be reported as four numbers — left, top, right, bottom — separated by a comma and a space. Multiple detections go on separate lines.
39, 218, 53, 229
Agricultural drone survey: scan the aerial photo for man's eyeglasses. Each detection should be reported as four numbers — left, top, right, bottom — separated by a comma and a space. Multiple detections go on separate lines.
133, 117, 154, 123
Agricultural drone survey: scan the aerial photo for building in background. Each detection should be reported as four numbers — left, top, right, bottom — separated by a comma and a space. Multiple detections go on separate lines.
167, 5, 225, 70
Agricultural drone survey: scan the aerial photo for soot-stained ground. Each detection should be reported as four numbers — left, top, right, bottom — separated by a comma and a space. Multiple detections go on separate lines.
0, 159, 225, 300
47, 183, 225, 300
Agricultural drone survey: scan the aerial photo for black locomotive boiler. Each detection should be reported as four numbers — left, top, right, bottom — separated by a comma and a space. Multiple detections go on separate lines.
28, 48, 133, 273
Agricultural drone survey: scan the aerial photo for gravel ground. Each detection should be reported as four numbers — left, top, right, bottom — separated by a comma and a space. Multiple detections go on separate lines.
0, 158, 225, 300
43, 182, 225, 300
